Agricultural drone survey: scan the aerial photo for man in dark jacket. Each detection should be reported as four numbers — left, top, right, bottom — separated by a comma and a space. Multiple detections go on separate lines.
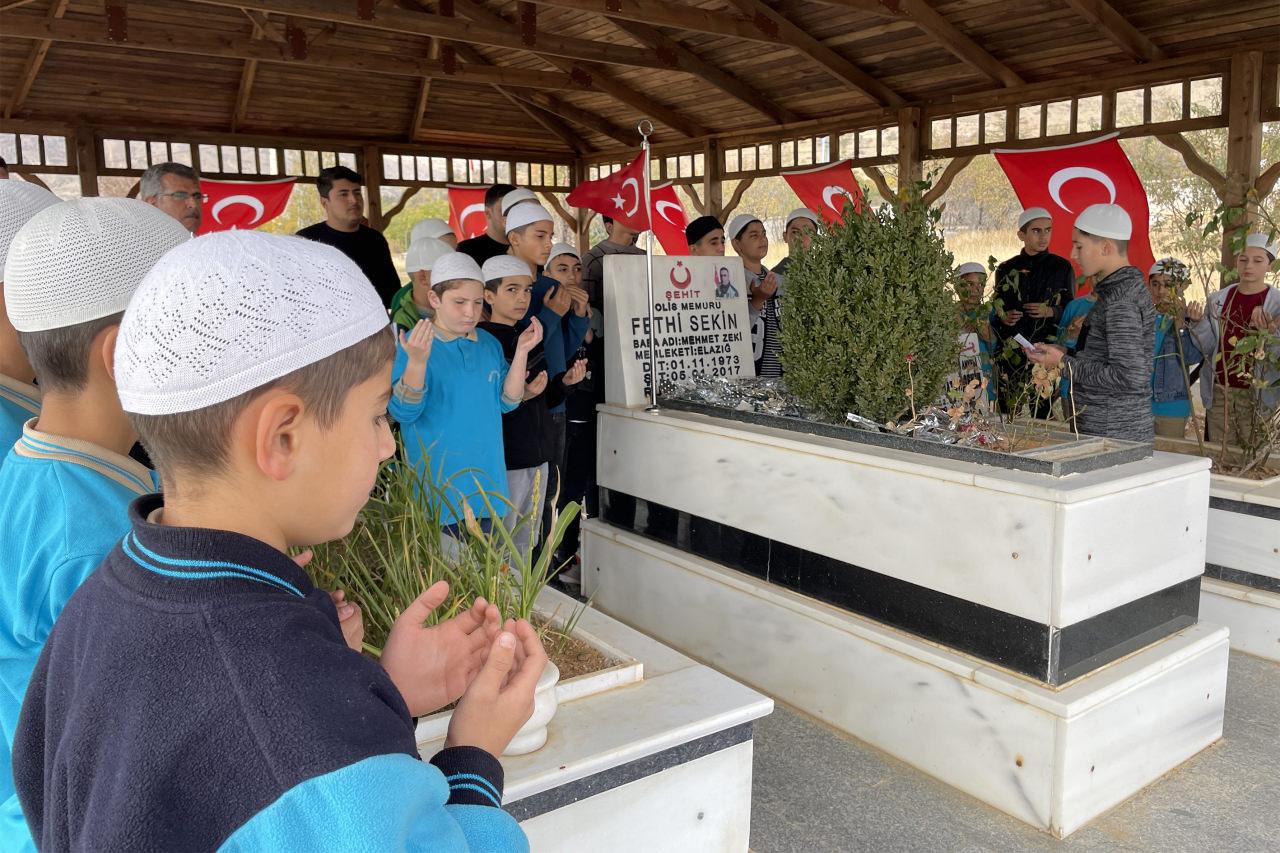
992, 207, 1076, 418
296, 166, 400, 307
1029, 204, 1155, 443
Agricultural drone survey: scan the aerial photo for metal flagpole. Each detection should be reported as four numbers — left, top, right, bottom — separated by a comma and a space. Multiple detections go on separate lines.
639, 120, 660, 412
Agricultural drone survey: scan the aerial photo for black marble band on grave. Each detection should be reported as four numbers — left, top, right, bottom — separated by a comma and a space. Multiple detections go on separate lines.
600, 489, 1200, 686
1204, 563, 1280, 594
503, 722, 754, 821
1209, 495, 1280, 521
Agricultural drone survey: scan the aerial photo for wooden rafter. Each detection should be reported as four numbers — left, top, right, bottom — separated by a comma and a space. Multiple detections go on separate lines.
861, 165, 895, 202
408, 39, 441, 140
382, 185, 422, 221
191, 0, 670, 69
1155, 133, 1226, 200
539, 190, 579, 230
524, 0, 766, 42
922, 155, 974, 206
3, 0, 69, 120
720, 176, 755, 222
506, 89, 633, 146
0, 15, 587, 91
887, 1, 1023, 88
230, 13, 270, 133
447, 0, 708, 139
724, 0, 903, 107
605, 17, 799, 125
1258, 161, 1280, 201
240, 8, 286, 43
1063, 0, 1165, 63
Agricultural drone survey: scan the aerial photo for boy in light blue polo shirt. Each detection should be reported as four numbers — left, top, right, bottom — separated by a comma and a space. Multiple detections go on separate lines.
0, 181, 59, 450
0, 198, 188, 848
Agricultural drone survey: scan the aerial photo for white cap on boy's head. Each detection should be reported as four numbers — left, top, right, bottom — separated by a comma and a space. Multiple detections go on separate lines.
431, 251, 484, 284
1245, 233, 1279, 261
409, 218, 453, 245
501, 188, 538, 215
727, 213, 761, 241
504, 204, 553, 234
1017, 207, 1052, 230
114, 231, 389, 416
406, 237, 451, 274
955, 262, 986, 278
1074, 203, 1132, 241
4, 198, 189, 333
784, 208, 819, 229
482, 255, 533, 282
548, 242, 578, 263
0, 181, 58, 272
1149, 257, 1187, 278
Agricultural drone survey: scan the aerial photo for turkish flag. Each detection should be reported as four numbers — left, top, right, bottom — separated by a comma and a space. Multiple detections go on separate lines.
993, 134, 1155, 294
649, 183, 689, 255
567, 150, 649, 232
447, 185, 489, 240
197, 177, 294, 235
782, 160, 864, 225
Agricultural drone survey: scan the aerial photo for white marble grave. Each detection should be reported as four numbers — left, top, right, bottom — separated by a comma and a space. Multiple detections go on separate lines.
1201, 472, 1280, 662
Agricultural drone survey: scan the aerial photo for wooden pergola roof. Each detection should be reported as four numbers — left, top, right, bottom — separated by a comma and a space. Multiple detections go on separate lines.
3, 0, 1278, 157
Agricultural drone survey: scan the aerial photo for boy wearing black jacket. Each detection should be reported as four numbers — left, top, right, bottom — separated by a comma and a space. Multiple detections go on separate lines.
480, 255, 586, 557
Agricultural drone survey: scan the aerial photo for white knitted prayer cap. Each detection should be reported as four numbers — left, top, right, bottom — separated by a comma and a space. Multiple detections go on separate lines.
1149, 257, 1187, 278
1245, 233, 1279, 261
784, 208, 819, 228
727, 213, 762, 241
409, 217, 453, 244
482, 255, 533, 282
4, 198, 189, 333
505, 204, 553, 234
1074, 203, 1131, 241
955, 262, 986, 278
501, 188, 538, 215
548, 242, 579, 262
406, 236, 451, 274
114, 230, 390, 415
1017, 207, 1052, 229
0, 181, 58, 274
431, 251, 484, 284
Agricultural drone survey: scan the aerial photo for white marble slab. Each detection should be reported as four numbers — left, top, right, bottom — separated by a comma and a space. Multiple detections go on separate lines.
1200, 578, 1280, 662
599, 407, 1209, 627
1206, 506, 1280, 582
583, 521, 1230, 838
520, 742, 754, 853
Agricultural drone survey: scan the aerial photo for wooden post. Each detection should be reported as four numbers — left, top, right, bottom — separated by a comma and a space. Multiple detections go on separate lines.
897, 106, 923, 199
572, 158, 592, 253
74, 125, 98, 198
703, 138, 723, 219
1223, 51, 1264, 263
361, 144, 384, 231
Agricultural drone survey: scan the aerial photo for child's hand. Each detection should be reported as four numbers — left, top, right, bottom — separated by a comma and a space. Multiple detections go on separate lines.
1186, 301, 1205, 322
1251, 306, 1279, 332
1023, 301, 1054, 319
517, 317, 543, 354
446, 620, 548, 757
1000, 309, 1023, 326
752, 272, 779, 299
380, 581, 502, 717
563, 359, 587, 386
329, 589, 365, 653
523, 371, 548, 400
399, 319, 434, 364
544, 285, 573, 317
564, 285, 590, 317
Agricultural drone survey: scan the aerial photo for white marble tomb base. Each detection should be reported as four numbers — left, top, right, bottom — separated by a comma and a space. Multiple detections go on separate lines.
416, 588, 774, 852
583, 522, 1230, 838
1201, 474, 1280, 661
1200, 577, 1280, 663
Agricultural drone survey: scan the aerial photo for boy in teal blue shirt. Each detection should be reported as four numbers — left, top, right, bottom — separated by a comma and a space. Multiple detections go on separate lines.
0, 198, 188, 847
0, 181, 58, 451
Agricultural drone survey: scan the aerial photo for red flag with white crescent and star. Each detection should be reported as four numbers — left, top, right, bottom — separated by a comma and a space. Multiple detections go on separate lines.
782, 160, 864, 225
196, 177, 294, 235
567, 150, 650, 232
993, 134, 1155, 292
649, 182, 689, 255
447, 184, 489, 240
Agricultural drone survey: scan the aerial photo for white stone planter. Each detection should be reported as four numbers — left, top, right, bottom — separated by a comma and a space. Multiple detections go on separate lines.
504, 661, 560, 755
585, 404, 1228, 838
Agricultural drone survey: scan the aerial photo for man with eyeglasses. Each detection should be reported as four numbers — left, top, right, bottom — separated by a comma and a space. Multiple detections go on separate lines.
296, 166, 400, 308
140, 162, 204, 235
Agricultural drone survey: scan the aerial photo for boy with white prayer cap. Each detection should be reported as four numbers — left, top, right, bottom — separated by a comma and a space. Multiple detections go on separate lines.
1028, 203, 1155, 442
1185, 232, 1280, 445
1145, 258, 1203, 439
953, 261, 996, 406
993, 206, 1075, 418
409, 217, 456, 249
0, 198, 189, 847
729, 213, 784, 378
390, 235, 452, 332
501, 188, 538, 218
0, 181, 58, 448
774, 208, 819, 276
13, 230, 542, 851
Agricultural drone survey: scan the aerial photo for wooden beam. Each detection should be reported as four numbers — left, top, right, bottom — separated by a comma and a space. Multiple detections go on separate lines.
897, 106, 923, 193
894, 1, 1022, 88
702, 137, 723, 217
1155, 133, 1226, 199
231, 14, 272, 133
3, 0, 70, 120
724, 0, 903, 106
447, 0, 708, 139
606, 17, 799, 125
1223, 51, 1264, 259
362, 144, 385, 230
74, 125, 98, 198
241, 8, 287, 43
1063, 0, 1165, 63
193, 0, 670, 69
720, 176, 755, 223
506, 90, 634, 146
1257, 161, 1280, 202
0, 14, 587, 91
408, 39, 441, 140
922, 155, 973, 207
382, 185, 421, 222
862, 165, 895, 202
524, 0, 767, 42
496, 86, 588, 154
539, 189, 578, 231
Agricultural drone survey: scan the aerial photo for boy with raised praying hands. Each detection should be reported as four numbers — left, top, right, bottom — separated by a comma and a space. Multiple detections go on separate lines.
13, 231, 543, 851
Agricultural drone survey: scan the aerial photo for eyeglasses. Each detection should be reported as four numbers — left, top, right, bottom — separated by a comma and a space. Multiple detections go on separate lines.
156, 191, 208, 203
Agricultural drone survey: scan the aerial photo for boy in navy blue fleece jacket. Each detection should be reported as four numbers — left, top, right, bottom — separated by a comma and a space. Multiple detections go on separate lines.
13, 231, 545, 851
